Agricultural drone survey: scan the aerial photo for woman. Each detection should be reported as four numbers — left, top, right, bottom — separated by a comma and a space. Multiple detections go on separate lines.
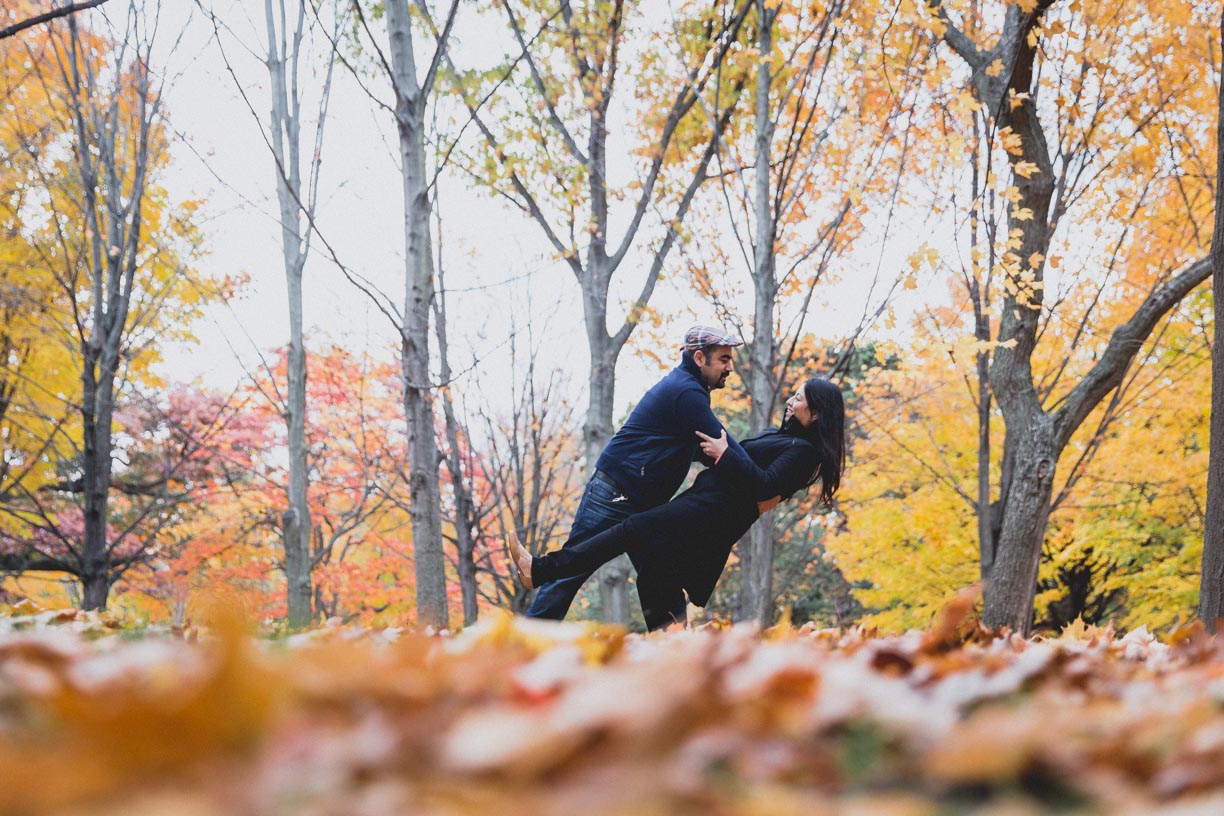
510, 377, 845, 630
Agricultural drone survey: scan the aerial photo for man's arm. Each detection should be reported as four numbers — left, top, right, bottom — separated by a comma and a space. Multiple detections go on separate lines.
674, 388, 751, 466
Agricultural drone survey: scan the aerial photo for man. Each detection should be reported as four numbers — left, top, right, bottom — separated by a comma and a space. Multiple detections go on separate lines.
525, 325, 746, 628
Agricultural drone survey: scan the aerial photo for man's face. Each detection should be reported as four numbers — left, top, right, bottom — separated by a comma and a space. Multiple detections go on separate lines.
695, 345, 735, 390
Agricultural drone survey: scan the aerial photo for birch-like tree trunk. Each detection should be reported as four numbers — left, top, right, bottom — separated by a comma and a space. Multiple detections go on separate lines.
584, 266, 631, 622
433, 220, 480, 626
385, 0, 449, 630
442, 395, 480, 625
734, 0, 779, 625
263, 0, 331, 628
1197, 8, 1224, 629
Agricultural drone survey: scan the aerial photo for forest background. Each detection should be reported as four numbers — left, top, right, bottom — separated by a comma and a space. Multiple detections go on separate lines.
1, 0, 1220, 637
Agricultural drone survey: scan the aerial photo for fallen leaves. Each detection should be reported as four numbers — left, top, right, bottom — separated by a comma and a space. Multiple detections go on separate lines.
5, 605, 1224, 814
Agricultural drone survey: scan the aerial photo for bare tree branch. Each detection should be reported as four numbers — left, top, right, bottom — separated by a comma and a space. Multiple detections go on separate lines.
0, 0, 110, 40
1052, 256, 1212, 449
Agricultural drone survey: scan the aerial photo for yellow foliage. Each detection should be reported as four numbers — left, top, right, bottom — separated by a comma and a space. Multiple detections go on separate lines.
827, 330, 985, 631
0, 17, 210, 457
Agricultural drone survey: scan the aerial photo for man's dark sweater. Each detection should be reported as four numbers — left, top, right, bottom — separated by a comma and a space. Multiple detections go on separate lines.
594, 354, 749, 508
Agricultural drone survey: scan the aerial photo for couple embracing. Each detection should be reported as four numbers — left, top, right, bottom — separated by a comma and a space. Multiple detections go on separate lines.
509, 325, 845, 630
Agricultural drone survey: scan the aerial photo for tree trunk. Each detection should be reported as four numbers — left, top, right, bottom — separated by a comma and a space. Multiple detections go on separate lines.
980, 413, 1056, 629
80, 361, 114, 611
265, 0, 314, 628
282, 283, 312, 627
439, 384, 479, 626
585, 302, 630, 623
69, 14, 153, 612
975, 345, 994, 580
386, 0, 448, 630
962, 4, 1057, 633
737, 290, 779, 624
1198, 7, 1224, 629
435, 267, 479, 626
735, 0, 779, 626
969, 131, 995, 580
443, 398, 479, 626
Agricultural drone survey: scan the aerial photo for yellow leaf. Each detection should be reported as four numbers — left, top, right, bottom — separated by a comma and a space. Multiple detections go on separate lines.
955, 89, 982, 112
1028, 252, 1045, 268
1013, 161, 1040, 178
907, 244, 939, 274
985, 59, 1005, 78
999, 128, 1024, 156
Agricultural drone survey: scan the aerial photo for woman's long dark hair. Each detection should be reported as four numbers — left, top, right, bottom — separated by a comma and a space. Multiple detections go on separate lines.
781, 377, 845, 505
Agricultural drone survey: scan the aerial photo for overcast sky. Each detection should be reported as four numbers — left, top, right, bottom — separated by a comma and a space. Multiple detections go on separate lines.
138, 0, 931, 424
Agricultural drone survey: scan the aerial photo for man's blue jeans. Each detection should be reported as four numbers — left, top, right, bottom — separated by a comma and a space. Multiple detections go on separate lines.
525, 473, 641, 620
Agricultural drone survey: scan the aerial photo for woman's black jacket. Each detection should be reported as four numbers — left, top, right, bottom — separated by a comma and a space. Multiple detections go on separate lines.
627, 426, 821, 607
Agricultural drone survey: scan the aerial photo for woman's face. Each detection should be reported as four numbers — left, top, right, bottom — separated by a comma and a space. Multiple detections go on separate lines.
785, 388, 816, 427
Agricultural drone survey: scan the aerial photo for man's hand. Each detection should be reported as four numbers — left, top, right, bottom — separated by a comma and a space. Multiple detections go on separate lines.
757, 496, 780, 515
696, 428, 729, 461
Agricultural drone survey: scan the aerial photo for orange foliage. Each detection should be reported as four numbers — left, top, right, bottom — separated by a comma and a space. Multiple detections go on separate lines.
5, 604, 1224, 813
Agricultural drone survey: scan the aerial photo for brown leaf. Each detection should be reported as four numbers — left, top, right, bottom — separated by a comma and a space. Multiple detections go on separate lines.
918, 584, 983, 655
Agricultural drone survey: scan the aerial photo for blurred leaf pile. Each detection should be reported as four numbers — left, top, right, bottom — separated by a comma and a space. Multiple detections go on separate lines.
4, 597, 1224, 815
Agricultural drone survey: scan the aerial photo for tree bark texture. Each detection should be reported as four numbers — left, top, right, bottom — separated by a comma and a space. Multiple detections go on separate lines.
386, 0, 448, 630
1198, 8, 1224, 630
734, 0, 780, 627
442, 396, 479, 626
585, 283, 631, 623
435, 250, 480, 626
977, 8, 1057, 629
969, 128, 996, 580
976, 343, 994, 580
265, 0, 314, 628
